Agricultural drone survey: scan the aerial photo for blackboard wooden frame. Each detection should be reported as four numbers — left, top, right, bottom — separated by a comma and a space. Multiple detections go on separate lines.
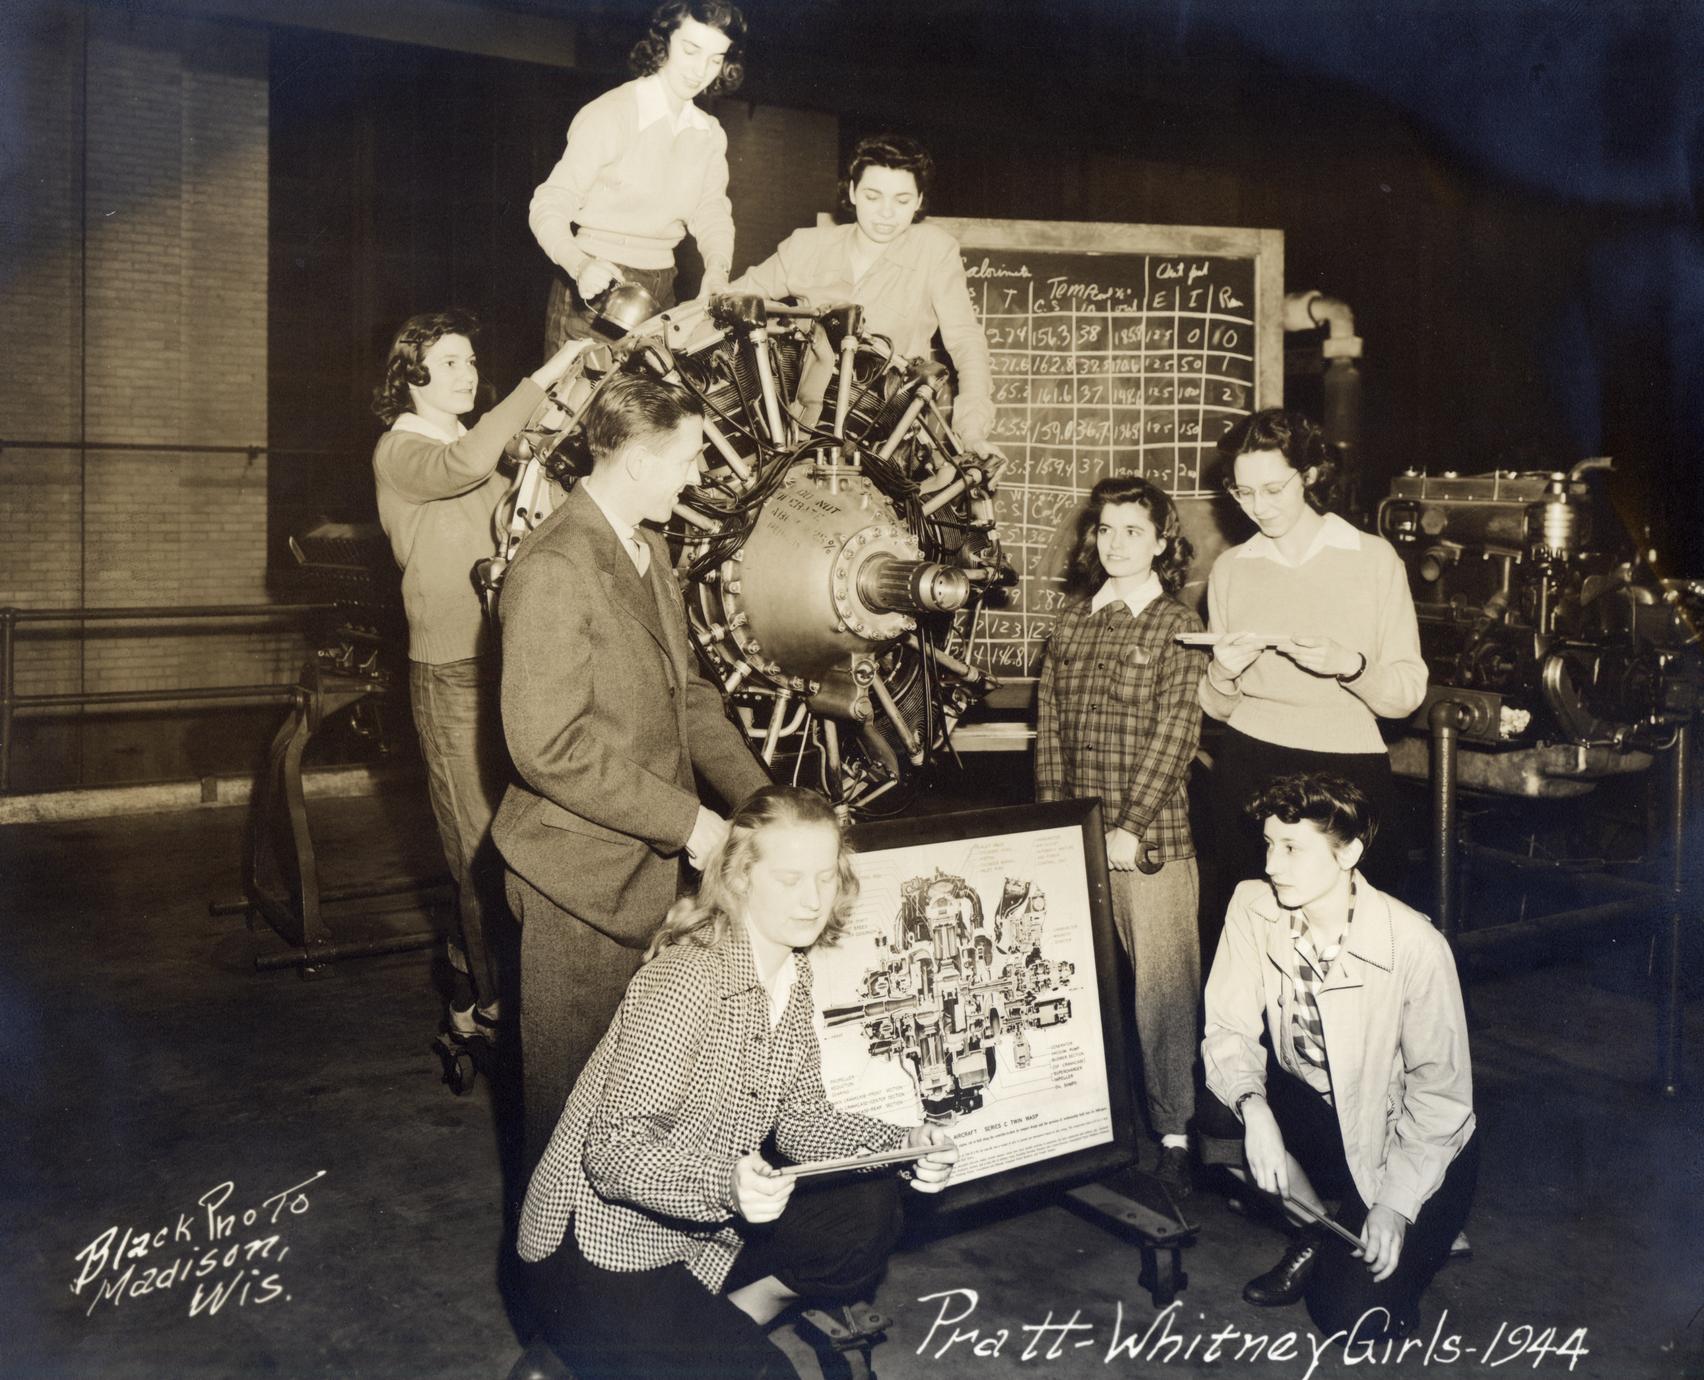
934, 218, 1284, 705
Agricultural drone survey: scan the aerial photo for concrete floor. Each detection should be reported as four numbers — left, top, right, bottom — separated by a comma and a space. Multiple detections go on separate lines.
3, 785, 1702, 1380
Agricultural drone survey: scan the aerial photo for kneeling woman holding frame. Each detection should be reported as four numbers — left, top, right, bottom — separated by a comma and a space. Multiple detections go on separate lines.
1199, 772, 1477, 1344
517, 785, 957, 1380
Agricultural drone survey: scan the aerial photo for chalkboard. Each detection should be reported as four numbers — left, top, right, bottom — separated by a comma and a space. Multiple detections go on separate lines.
932, 219, 1283, 692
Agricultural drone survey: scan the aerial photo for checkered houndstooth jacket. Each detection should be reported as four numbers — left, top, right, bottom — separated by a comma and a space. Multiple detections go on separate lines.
516, 926, 905, 1290
1036, 592, 1206, 863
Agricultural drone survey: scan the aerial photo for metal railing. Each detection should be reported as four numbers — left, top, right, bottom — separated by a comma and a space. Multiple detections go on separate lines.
0, 602, 335, 793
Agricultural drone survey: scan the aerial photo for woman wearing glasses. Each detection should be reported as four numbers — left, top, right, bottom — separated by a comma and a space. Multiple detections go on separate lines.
1199, 409, 1425, 904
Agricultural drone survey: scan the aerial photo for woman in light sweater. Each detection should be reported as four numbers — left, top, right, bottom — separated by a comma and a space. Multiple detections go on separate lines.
729, 133, 999, 457
530, 1, 747, 352
1199, 409, 1426, 902
372, 311, 588, 1041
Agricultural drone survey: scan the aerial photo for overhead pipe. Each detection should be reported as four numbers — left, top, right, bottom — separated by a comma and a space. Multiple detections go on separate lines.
1284, 289, 1364, 508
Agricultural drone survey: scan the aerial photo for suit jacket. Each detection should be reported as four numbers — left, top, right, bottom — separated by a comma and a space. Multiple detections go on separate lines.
492, 484, 769, 945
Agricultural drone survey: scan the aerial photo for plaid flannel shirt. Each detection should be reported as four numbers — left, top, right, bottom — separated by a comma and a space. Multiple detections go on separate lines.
1036, 592, 1206, 863
516, 926, 906, 1290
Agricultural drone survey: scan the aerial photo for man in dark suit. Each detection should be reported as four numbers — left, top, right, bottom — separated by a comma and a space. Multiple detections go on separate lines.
493, 370, 770, 1167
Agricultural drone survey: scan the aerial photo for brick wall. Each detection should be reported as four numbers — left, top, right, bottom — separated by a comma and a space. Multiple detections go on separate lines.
1, 1, 297, 790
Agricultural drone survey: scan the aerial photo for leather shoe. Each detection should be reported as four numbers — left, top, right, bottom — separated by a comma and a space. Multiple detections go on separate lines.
1153, 1145, 1193, 1198
1241, 1232, 1323, 1306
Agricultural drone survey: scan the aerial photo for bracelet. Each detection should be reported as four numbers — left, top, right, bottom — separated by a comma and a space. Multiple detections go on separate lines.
1235, 1090, 1265, 1122
1338, 652, 1367, 684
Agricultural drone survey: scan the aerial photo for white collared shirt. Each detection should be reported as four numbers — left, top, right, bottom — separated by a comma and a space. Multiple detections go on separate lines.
1234, 510, 1363, 568
582, 480, 651, 576
632, 74, 712, 137
1089, 571, 1164, 619
390, 412, 467, 445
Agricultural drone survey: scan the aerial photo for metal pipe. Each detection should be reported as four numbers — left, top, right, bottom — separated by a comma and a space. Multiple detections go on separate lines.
1429, 699, 1467, 939
1454, 896, 1662, 969
749, 327, 788, 444
211, 874, 450, 916
254, 929, 440, 972
0, 439, 341, 457
6, 602, 332, 624
702, 418, 751, 484
869, 671, 923, 765
876, 389, 933, 463
833, 331, 859, 439
14, 685, 295, 712
761, 690, 792, 765
1658, 723, 1690, 1097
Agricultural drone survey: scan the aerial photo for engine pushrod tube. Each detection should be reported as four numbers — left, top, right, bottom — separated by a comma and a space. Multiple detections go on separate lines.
869, 670, 923, 765
876, 387, 934, 463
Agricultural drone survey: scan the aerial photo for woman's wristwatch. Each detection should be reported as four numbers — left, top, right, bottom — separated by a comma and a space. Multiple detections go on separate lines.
1235, 1090, 1265, 1122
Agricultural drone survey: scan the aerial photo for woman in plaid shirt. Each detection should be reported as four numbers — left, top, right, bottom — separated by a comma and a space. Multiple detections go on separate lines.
518, 785, 957, 1379
1036, 476, 1208, 1197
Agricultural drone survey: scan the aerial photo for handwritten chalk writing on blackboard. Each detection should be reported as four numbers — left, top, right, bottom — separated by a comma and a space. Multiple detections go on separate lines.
68, 1170, 326, 1319
962, 248, 1261, 678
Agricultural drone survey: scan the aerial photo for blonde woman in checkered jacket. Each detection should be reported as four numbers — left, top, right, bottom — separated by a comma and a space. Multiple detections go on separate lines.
516, 785, 957, 1380
1036, 475, 1209, 1199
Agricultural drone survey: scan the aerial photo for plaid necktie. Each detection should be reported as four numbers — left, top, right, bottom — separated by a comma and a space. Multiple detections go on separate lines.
1289, 879, 1356, 1099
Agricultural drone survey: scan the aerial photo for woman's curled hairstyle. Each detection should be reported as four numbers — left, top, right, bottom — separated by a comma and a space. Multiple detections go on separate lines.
629, 1, 747, 95
1216, 407, 1341, 515
842, 134, 935, 218
646, 785, 857, 959
1068, 474, 1194, 596
1244, 771, 1379, 853
372, 310, 482, 425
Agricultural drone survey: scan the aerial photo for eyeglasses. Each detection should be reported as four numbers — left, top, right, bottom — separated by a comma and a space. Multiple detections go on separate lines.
1223, 470, 1301, 506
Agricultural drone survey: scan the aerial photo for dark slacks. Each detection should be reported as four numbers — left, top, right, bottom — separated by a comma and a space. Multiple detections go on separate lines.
1199, 1065, 1478, 1340
509, 870, 649, 1172
526, 1176, 904, 1380
543, 263, 678, 354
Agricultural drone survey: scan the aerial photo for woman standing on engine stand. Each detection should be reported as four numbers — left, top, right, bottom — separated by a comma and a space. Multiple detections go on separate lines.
372, 313, 588, 1049
730, 133, 1001, 459
530, 1, 747, 351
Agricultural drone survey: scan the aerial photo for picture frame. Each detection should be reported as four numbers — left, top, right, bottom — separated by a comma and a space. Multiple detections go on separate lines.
811, 798, 1140, 1218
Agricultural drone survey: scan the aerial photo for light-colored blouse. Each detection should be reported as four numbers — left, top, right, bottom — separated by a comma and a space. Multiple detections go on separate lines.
731, 221, 995, 444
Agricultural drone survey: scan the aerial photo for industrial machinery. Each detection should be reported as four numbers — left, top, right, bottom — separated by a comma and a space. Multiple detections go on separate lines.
486, 286, 1015, 813
1377, 460, 1703, 1093
1379, 459, 1702, 779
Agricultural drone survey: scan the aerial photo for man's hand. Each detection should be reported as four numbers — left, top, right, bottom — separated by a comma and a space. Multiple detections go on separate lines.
1241, 1096, 1290, 1199
728, 1150, 794, 1224
574, 258, 624, 301
900, 1124, 959, 1194
1356, 1204, 1407, 1282
685, 806, 730, 870
1106, 827, 1140, 873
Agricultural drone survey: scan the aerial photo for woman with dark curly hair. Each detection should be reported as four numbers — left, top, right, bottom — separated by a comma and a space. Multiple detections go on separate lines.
1035, 475, 1207, 1196
1199, 408, 1425, 908
517, 785, 957, 1380
371, 312, 587, 1042
530, 1, 747, 351
1199, 772, 1476, 1344
729, 133, 999, 456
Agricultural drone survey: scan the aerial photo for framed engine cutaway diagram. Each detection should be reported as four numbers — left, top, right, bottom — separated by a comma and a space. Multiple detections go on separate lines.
819, 800, 1139, 1215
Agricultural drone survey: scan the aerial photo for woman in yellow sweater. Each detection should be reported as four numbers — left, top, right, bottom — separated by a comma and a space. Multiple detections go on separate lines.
530, 2, 748, 351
